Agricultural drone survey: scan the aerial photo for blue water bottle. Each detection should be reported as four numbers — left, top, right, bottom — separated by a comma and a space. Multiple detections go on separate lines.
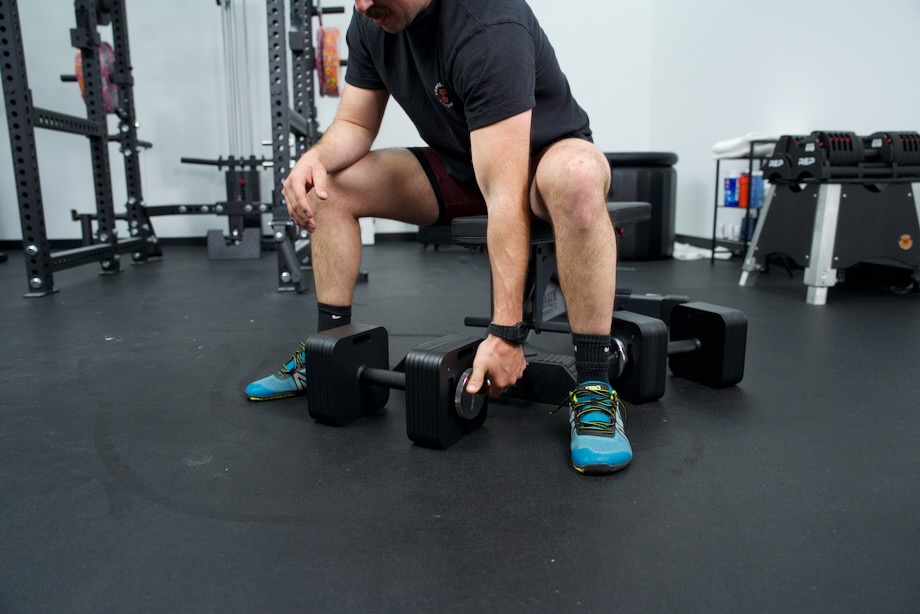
723, 172, 739, 207
751, 170, 764, 209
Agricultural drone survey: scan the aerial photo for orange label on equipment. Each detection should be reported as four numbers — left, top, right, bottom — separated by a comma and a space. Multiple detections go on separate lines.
899, 234, 913, 250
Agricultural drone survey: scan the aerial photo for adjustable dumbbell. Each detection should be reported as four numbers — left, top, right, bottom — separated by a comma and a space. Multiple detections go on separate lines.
610, 302, 747, 403
812, 131, 920, 168
305, 324, 488, 449
769, 131, 920, 183
867, 131, 920, 165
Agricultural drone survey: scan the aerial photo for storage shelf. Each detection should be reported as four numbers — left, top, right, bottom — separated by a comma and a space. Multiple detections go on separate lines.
710, 140, 774, 264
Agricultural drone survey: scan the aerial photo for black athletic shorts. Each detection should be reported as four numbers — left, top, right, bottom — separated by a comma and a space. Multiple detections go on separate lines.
408, 135, 591, 227
408, 147, 488, 226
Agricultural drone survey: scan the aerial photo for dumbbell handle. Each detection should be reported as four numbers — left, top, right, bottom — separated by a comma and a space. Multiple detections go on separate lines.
668, 338, 701, 356
359, 366, 406, 391
359, 364, 486, 420
611, 336, 701, 360
609, 336, 701, 380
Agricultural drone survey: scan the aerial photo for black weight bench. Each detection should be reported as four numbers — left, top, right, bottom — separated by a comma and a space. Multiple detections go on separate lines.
452, 200, 653, 334
451, 200, 654, 404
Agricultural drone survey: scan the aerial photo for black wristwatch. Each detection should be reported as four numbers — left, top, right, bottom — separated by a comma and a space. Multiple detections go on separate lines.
488, 322, 528, 345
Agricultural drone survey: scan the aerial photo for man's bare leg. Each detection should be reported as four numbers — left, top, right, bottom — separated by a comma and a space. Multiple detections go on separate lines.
531, 138, 631, 475
245, 148, 437, 401
309, 148, 439, 307
530, 138, 616, 337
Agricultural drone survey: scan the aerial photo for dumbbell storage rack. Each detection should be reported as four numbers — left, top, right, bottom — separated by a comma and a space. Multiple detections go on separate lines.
738, 131, 920, 305
0, 0, 159, 297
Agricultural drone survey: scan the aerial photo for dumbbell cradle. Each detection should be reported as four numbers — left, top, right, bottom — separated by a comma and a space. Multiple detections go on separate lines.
305, 324, 488, 449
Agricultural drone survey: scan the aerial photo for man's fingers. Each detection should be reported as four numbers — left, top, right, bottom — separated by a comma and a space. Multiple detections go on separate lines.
311, 165, 329, 200
282, 158, 329, 229
465, 365, 488, 395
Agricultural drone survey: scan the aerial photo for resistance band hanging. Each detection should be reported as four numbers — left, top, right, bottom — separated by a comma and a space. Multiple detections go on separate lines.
315, 1, 340, 97
74, 42, 120, 114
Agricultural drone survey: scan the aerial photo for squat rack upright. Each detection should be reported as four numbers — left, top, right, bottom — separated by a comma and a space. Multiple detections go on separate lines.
0, 0, 159, 297
264, 0, 344, 293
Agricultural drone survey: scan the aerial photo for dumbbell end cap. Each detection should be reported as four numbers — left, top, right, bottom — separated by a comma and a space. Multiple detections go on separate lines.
455, 368, 487, 420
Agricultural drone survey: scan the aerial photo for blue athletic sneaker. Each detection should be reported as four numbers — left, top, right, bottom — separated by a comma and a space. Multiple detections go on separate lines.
567, 381, 632, 474
244, 343, 307, 401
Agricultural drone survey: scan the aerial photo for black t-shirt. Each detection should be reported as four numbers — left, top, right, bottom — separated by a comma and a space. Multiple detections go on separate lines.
344, 0, 592, 183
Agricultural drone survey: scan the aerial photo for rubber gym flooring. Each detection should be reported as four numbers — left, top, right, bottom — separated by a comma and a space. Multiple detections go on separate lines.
1, 241, 918, 613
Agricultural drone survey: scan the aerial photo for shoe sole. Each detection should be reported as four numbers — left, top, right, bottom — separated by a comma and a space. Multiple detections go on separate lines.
574, 461, 631, 475
246, 391, 302, 402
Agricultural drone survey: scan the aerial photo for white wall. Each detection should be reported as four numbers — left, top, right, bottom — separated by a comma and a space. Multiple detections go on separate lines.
649, 0, 920, 237
532, 0, 654, 153
2, 0, 919, 242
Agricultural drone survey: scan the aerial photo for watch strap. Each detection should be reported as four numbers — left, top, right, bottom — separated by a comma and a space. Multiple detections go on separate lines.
488, 322, 527, 345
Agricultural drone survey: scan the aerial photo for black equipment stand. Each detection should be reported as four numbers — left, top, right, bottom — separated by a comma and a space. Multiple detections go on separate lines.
740, 131, 920, 304
0, 0, 160, 297
185, 157, 268, 260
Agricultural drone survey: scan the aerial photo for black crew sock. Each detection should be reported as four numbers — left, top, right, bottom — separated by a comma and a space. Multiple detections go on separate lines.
572, 333, 612, 386
317, 302, 352, 332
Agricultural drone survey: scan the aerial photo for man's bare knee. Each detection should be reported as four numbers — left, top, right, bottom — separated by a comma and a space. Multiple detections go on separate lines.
310, 170, 369, 222
552, 173, 610, 231
309, 191, 344, 225
536, 141, 610, 225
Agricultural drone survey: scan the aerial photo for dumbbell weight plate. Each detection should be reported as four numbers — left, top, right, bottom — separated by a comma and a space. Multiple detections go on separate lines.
305, 324, 391, 426
455, 368, 488, 420
406, 335, 486, 450
610, 310, 669, 404
668, 302, 747, 388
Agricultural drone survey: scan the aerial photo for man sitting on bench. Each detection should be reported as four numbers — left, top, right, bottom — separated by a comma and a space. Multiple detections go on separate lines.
245, 0, 632, 475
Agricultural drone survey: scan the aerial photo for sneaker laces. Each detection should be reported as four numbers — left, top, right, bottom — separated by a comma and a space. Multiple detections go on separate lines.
551, 385, 628, 433
279, 342, 307, 375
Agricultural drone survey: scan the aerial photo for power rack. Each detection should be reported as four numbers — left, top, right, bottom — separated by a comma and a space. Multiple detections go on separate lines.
1, 0, 345, 296
0, 0, 159, 297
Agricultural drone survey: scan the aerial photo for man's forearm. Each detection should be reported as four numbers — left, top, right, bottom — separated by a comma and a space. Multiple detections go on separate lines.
306, 118, 376, 173
469, 111, 534, 327
486, 201, 530, 325
306, 84, 388, 171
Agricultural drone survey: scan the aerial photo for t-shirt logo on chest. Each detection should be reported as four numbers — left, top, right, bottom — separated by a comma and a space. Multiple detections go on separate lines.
433, 81, 455, 109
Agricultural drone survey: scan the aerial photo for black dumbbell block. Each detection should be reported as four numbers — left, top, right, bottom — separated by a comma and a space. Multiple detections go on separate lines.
305, 324, 391, 426
405, 335, 485, 450
610, 310, 669, 403
614, 291, 690, 326
510, 353, 577, 404
668, 302, 747, 388
813, 131, 864, 167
